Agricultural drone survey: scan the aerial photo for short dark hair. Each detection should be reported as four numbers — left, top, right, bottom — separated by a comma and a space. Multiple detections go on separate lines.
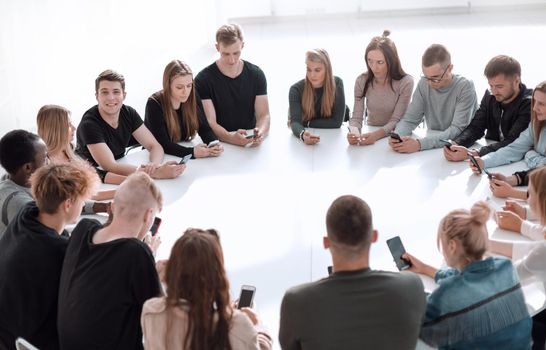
95, 69, 125, 93
483, 55, 521, 79
422, 44, 451, 68
0, 130, 41, 174
326, 195, 373, 248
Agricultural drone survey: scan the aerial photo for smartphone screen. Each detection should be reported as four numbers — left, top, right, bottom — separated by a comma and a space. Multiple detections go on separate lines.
150, 217, 162, 236
237, 285, 256, 309
386, 236, 411, 271
179, 154, 192, 164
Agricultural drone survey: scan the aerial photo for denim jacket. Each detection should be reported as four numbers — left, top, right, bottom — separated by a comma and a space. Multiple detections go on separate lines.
420, 257, 531, 349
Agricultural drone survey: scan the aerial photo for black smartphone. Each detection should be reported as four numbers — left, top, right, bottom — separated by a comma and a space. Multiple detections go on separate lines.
389, 132, 403, 143
439, 139, 452, 150
327, 265, 333, 275
150, 217, 162, 236
467, 153, 483, 174
386, 236, 411, 271
179, 154, 192, 164
237, 285, 256, 309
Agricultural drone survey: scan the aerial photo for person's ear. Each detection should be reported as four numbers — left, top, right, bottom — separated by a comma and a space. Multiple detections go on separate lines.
122, 91, 127, 100
138, 208, 154, 240
370, 229, 378, 243
323, 236, 330, 249
447, 64, 454, 74
215, 43, 220, 52
95, 92, 99, 101
447, 239, 458, 254
241, 41, 245, 50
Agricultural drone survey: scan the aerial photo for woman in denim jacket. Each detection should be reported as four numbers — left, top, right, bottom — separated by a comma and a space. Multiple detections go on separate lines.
404, 201, 531, 349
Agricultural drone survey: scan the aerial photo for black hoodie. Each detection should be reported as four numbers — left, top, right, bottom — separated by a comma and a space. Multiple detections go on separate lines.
0, 201, 68, 350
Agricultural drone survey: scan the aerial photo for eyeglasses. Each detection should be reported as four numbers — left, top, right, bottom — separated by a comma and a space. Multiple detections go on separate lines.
421, 65, 449, 84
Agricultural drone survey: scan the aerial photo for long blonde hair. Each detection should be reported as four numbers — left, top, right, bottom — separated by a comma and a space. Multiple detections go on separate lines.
437, 201, 491, 264
302, 49, 336, 122
531, 81, 546, 145
153, 60, 199, 142
36, 104, 76, 161
529, 167, 546, 225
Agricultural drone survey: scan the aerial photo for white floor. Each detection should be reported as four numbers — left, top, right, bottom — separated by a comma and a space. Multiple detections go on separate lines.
6, 5, 546, 349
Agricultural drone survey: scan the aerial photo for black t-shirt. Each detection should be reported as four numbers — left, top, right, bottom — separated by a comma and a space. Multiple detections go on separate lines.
195, 60, 267, 131
57, 219, 161, 350
144, 92, 218, 158
0, 202, 68, 350
75, 105, 143, 166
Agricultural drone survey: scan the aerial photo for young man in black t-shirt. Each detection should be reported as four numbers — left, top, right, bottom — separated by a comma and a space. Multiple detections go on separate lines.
58, 172, 162, 350
76, 69, 185, 179
195, 24, 271, 147
0, 162, 99, 350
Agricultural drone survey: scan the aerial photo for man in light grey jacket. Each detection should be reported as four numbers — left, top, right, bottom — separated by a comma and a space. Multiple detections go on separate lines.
389, 44, 478, 153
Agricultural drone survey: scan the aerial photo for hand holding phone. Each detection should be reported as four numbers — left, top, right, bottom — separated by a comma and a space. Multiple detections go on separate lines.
245, 132, 255, 139
468, 153, 489, 178
179, 154, 192, 164
386, 236, 411, 271
439, 139, 453, 150
150, 217, 162, 236
237, 285, 256, 309
389, 132, 403, 143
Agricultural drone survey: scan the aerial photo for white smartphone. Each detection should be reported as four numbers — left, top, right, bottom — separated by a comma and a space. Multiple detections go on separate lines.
208, 140, 220, 148
16, 338, 39, 350
237, 285, 256, 309
348, 126, 360, 135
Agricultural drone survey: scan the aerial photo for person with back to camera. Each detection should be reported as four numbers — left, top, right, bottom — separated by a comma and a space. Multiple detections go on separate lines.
195, 23, 270, 147
347, 30, 413, 146
289, 49, 346, 145
444, 55, 531, 161
489, 167, 546, 349
75, 69, 185, 179
389, 44, 478, 153
0, 161, 99, 350
0, 130, 48, 235
57, 172, 163, 350
469, 81, 546, 175
37, 104, 118, 204
141, 228, 273, 350
279, 195, 426, 349
403, 201, 531, 349
144, 60, 223, 159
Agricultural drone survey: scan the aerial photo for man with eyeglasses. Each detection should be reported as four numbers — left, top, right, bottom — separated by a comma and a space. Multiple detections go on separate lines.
389, 44, 478, 153
444, 55, 531, 161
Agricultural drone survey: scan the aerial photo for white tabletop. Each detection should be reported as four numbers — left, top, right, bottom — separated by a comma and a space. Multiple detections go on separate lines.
113, 122, 541, 349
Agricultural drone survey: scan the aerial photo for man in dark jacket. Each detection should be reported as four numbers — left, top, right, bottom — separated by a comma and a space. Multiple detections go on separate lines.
444, 55, 531, 161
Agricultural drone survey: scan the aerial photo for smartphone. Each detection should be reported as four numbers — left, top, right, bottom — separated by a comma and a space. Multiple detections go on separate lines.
150, 217, 162, 236
347, 126, 360, 135
327, 265, 333, 275
389, 132, 403, 143
245, 132, 255, 139
208, 140, 220, 148
386, 236, 411, 271
467, 153, 483, 174
16, 338, 39, 350
439, 139, 452, 150
179, 154, 192, 164
237, 285, 256, 309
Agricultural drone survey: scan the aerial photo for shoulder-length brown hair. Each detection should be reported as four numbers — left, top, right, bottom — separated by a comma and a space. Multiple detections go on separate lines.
36, 104, 76, 161
531, 81, 546, 145
153, 60, 199, 142
302, 49, 336, 122
361, 30, 407, 98
165, 228, 232, 350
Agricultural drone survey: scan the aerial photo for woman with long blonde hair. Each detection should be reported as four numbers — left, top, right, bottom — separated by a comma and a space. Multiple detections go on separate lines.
37, 104, 119, 201
145, 60, 222, 158
288, 49, 346, 145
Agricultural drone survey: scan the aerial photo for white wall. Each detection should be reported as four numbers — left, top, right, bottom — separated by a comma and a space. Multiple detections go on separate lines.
0, 0, 217, 136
